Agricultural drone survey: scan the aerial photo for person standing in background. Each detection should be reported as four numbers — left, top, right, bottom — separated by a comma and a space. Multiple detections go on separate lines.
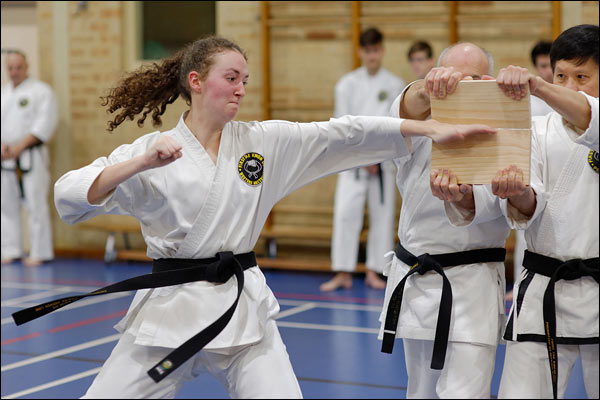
1, 49, 58, 267
407, 41, 436, 80
321, 28, 406, 291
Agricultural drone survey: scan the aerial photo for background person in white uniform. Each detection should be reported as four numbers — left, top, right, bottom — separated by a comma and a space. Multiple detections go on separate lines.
35, 36, 494, 399
321, 28, 406, 291
1, 49, 58, 267
407, 41, 436, 80
380, 43, 511, 399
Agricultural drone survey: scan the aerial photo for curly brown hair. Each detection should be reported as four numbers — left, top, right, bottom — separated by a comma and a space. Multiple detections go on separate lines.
101, 36, 247, 132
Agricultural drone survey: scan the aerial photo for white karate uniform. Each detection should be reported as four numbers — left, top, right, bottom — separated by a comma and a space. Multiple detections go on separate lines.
498, 93, 599, 399
378, 83, 511, 398
512, 95, 556, 282
331, 67, 405, 272
54, 112, 412, 398
1, 77, 58, 261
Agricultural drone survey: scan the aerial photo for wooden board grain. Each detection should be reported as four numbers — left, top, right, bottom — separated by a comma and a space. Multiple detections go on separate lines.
430, 80, 531, 184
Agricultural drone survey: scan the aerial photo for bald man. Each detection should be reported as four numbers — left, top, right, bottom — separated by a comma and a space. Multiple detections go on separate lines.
379, 43, 510, 398
1, 50, 57, 266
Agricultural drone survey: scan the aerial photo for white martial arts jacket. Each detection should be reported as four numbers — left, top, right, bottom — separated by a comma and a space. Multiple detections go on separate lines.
530, 95, 554, 117
335, 66, 405, 174
501, 92, 599, 342
1, 77, 58, 169
54, 113, 411, 349
379, 83, 511, 346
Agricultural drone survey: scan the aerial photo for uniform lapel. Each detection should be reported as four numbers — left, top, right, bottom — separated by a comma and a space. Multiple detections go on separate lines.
174, 122, 232, 257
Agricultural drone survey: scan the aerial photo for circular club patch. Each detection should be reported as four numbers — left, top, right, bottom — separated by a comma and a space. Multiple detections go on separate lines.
238, 152, 264, 186
377, 90, 388, 102
588, 149, 599, 174
19, 97, 29, 107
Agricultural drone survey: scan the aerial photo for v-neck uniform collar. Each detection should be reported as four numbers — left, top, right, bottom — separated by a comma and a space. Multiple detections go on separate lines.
175, 111, 230, 174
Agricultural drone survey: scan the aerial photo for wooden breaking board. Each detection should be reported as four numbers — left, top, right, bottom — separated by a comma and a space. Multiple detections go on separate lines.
430, 80, 531, 184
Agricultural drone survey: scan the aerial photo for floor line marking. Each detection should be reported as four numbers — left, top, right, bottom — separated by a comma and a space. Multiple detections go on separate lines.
1, 334, 121, 372
278, 298, 382, 312
275, 303, 317, 319
1, 367, 101, 399
276, 320, 379, 334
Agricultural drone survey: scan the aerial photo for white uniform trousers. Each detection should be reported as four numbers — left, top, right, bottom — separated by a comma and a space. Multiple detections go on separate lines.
331, 166, 396, 273
498, 341, 599, 399
1, 147, 53, 261
82, 318, 302, 399
403, 338, 496, 399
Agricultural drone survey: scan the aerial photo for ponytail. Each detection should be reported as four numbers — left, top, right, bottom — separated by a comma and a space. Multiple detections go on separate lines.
101, 36, 246, 132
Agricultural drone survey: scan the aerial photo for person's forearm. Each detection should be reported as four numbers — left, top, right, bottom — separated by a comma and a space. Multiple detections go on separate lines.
507, 187, 536, 218
533, 79, 592, 131
399, 80, 431, 120
87, 155, 147, 204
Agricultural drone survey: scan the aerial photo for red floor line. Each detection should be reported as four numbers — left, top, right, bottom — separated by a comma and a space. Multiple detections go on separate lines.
3, 278, 383, 305
1, 331, 42, 346
2, 309, 128, 346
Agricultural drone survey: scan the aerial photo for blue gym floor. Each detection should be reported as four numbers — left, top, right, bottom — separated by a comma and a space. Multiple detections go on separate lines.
1, 258, 588, 399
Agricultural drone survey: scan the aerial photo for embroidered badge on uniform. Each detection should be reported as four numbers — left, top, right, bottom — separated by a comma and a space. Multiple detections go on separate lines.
19, 98, 29, 107
588, 149, 599, 174
378, 90, 388, 101
238, 152, 264, 186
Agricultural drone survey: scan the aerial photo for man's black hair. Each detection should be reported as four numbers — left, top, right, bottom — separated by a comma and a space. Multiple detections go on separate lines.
530, 40, 552, 66
359, 27, 383, 47
550, 24, 599, 70
408, 41, 433, 60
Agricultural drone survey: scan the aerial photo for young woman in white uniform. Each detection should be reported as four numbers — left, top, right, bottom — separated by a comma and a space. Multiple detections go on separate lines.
12, 37, 496, 399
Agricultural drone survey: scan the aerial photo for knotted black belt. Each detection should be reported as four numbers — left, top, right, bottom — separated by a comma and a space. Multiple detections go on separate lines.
521, 250, 599, 399
12, 251, 257, 383
1, 142, 44, 198
381, 243, 506, 370
354, 164, 385, 204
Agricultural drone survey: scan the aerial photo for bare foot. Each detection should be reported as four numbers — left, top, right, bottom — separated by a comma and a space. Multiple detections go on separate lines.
23, 258, 43, 267
505, 290, 514, 302
1, 258, 16, 265
365, 270, 386, 290
320, 272, 352, 291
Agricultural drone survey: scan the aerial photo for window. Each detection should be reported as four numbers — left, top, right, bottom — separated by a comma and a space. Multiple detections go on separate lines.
140, 1, 216, 60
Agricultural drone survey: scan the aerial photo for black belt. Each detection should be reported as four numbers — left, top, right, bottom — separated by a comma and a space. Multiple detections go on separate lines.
354, 164, 385, 204
1, 142, 44, 198
12, 251, 257, 383
381, 243, 506, 370
522, 250, 599, 399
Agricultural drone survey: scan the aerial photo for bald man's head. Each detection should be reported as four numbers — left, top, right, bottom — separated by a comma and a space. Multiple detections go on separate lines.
6, 51, 28, 87
438, 43, 493, 79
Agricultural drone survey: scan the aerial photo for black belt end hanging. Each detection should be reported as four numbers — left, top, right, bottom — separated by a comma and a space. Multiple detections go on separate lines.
381, 331, 395, 354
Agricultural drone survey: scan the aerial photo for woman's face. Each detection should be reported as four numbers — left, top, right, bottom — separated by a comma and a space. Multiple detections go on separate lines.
198, 50, 249, 123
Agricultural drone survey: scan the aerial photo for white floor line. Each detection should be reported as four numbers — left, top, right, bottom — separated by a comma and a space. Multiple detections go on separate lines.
1, 292, 134, 325
278, 298, 382, 312
2, 367, 101, 399
275, 302, 317, 319
277, 320, 379, 334
1, 333, 121, 372
1, 287, 74, 307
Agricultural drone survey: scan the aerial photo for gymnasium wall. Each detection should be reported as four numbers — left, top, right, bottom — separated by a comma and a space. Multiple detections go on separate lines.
10, 0, 596, 253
